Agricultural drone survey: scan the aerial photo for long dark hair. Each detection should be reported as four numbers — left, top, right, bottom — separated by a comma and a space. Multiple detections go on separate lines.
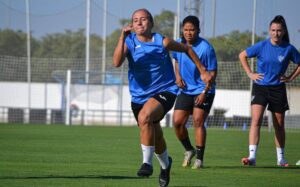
270, 15, 290, 43
181, 15, 200, 44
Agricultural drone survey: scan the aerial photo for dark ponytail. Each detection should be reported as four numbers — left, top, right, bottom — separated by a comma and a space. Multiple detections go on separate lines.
270, 15, 290, 43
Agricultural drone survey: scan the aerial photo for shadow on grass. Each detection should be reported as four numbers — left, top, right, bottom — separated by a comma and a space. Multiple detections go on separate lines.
172, 186, 206, 187
0, 175, 142, 180
204, 166, 300, 170
172, 186, 207, 187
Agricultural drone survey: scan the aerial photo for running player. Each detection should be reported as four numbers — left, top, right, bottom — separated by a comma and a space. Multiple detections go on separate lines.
113, 9, 212, 187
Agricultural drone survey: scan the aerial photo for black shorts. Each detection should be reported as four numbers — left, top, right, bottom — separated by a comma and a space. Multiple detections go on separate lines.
251, 83, 289, 113
131, 91, 177, 123
174, 93, 215, 113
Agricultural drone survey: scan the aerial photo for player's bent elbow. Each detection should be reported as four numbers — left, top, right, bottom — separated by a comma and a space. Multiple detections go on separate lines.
113, 61, 122, 68
239, 51, 247, 60
113, 58, 122, 68
238, 52, 246, 62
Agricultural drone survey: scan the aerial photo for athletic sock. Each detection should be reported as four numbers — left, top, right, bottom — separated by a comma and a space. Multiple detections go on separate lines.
249, 145, 257, 160
276, 147, 284, 162
180, 137, 194, 151
195, 146, 205, 161
155, 150, 169, 170
141, 144, 154, 165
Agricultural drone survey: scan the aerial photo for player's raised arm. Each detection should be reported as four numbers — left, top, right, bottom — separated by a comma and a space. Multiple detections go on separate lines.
113, 24, 132, 67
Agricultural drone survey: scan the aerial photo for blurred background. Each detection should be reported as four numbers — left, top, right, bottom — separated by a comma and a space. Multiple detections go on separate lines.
0, 0, 299, 129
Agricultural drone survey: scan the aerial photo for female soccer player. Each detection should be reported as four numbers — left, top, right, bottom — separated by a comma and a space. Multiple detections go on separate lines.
239, 15, 300, 167
172, 15, 217, 169
113, 9, 212, 187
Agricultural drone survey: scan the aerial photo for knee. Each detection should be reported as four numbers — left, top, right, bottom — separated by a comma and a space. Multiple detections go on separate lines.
251, 118, 261, 128
193, 117, 205, 128
138, 111, 151, 127
173, 117, 183, 129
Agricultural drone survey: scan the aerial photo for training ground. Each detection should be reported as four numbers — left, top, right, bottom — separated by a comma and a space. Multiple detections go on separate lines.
0, 124, 299, 187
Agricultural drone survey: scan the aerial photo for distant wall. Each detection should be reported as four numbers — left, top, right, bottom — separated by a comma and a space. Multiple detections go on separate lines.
0, 82, 299, 125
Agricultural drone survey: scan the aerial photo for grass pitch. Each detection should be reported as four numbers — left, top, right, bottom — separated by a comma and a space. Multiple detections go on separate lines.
0, 124, 299, 187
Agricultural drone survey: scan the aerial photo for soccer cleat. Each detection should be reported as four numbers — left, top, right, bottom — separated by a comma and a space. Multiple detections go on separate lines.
241, 157, 256, 166
159, 157, 172, 187
137, 163, 153, 177
277, 159, 289, 167
182, 149, 196, 168
191, 159, 204, 169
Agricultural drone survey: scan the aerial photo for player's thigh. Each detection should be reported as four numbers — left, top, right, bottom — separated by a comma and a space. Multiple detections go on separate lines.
251, 104, 266, 125
141, 98, 165, 122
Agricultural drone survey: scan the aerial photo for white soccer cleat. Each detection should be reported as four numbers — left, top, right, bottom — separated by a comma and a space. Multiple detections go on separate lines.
182, 149, 195, 168
191, 159, 204, 169
296, 160, 300, 166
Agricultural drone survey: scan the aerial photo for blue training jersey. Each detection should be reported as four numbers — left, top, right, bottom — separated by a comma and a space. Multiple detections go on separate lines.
172, 37, 217, 95
125, 33, 178, 104
246, 38, 300, 86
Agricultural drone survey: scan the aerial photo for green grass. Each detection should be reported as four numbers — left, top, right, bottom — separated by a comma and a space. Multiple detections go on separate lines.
0, 124, 299, 187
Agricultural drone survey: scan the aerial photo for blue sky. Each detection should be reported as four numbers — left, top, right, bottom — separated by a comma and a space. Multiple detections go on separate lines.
1, 0, 300, 49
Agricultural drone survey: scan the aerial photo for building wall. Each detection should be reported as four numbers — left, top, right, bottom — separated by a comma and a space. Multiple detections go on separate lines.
0, 82, 299, 125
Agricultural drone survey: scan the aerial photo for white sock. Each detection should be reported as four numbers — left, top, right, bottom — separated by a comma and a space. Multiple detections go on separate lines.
276, 147, 284, 162
249, 145, 257, 160
141, 144, 154, 165
155, 150, 169, 169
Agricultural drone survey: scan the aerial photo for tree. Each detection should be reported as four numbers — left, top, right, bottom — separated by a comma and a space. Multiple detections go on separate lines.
0, 29, 39, 57
0, 29, 40, 82
152, 10, 175, 38
208, 30, 266, 89
208, 30, 265, 61
33, 29, 86, 58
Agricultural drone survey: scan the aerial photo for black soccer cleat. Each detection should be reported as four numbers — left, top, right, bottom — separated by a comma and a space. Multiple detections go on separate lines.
137, 163, 153, 177
159, 157, 172, 187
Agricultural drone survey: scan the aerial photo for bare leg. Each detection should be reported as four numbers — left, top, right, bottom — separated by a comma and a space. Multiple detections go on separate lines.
272, 112, 288, 166
173, 109, 195, 167
138, 98, 164, 146
154, 122, 166, 154
138, 98, 170, 170
136, 98, 167, 176
173, 110, 190, 141
272, 112, 285, 148
249, 104, 265, 145
193, 108, 208, 147
192, 108, 208, 169
242, 104, 266, 165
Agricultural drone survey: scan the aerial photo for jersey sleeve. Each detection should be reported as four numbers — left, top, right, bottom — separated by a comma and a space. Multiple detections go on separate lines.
205, 46, 218, 71
290, 45, 300, 65
246, 41, 262, 58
